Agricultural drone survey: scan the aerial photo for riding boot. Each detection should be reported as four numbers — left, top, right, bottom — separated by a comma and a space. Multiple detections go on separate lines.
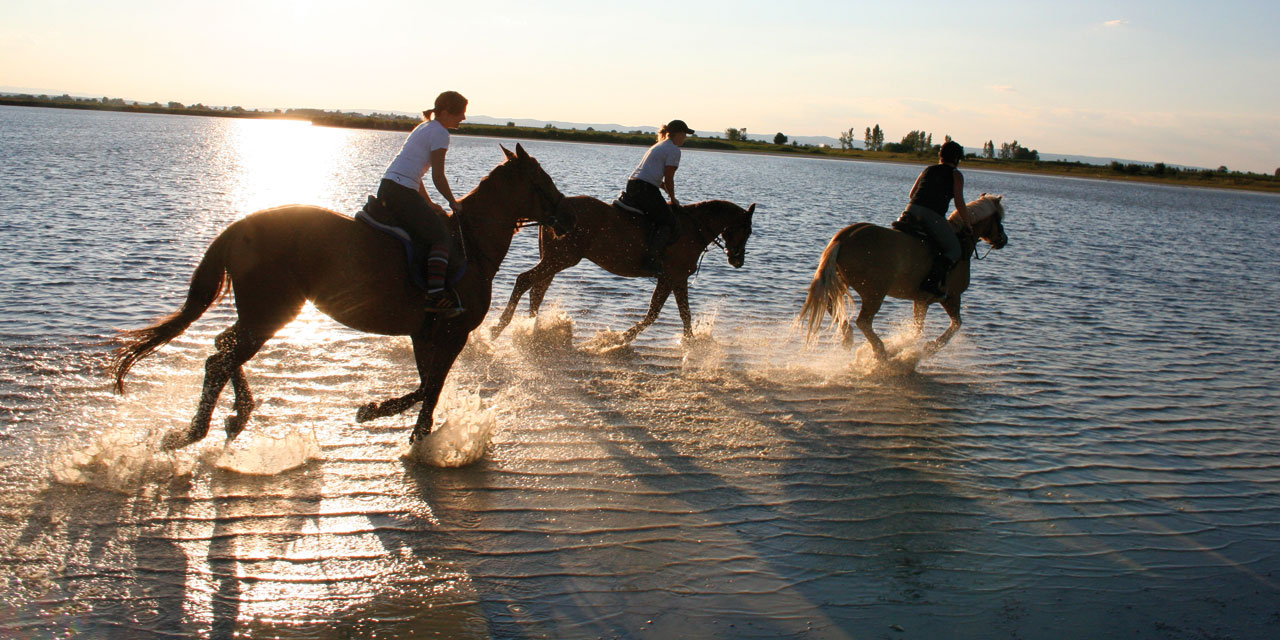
920, 257, 953, 298
643, 225, 672, 273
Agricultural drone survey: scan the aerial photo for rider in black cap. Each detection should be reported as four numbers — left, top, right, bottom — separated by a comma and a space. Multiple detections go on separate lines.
624, 119, 695, 274
898, 140, 972, 297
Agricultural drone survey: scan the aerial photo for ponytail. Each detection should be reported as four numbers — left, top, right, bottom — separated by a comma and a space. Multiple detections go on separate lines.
423, 91, 468, 122
657, 125, 670, 142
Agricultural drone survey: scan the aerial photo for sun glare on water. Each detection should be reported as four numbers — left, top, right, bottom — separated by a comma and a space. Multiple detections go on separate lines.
226, 118, 357, 214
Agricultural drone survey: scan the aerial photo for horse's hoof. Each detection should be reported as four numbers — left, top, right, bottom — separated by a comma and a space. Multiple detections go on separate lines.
356, 402, 377, 423
160, 431, 192, 451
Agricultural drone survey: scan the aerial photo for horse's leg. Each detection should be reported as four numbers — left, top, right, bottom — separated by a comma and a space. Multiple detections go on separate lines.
409, 329, 469, 443
224, 367, 255, 441
527, 274, 553, 318
671, 278, 694, 340
924, 294, 962, 357
490, 255, 576, 339
621, 279, 672, 342
163, 323, 271, 450
834, 297, 858, 349
854, 294, 888, 361
913, 300, 931, 337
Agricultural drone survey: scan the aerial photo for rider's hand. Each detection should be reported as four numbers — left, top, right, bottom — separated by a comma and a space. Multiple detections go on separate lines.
450, 201, 463, 217
669, 197, 680, 207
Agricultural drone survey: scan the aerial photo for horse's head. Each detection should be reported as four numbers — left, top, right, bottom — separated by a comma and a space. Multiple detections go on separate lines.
499, 144, 572, 236
967, 193, 1008, 249
721, 202, 756, 268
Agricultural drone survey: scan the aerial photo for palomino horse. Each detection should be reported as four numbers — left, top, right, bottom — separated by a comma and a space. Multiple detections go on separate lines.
112, 144, 569, 448
797, 194, 1008, 361
489, 197, 755, 342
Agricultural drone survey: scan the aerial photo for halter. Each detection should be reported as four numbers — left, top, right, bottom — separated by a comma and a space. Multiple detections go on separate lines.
684, 205, 749, 278
510, 167, 567, 232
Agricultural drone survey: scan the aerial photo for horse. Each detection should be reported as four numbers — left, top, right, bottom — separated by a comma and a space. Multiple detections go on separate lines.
489, 197, 756, 343
111, 144, 570, 449
797, 193, 1008, 361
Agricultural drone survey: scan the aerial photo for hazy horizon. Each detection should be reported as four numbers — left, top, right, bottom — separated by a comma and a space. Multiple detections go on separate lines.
2, 1, 1276, 173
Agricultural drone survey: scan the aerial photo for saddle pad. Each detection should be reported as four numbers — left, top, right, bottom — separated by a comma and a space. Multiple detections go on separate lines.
356, 203, 467, 289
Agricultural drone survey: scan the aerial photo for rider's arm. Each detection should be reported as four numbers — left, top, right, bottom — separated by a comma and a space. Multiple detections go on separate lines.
953, 171, 971, 229
431, 148, 460, 214
662, 165, 678, 204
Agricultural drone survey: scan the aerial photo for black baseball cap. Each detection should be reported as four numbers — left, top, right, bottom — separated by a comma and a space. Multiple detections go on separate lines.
666, 119, 695, 135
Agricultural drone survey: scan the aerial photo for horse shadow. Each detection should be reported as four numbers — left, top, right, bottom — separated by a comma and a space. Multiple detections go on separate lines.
11, 479, 193, 638
384, 336, 990, 638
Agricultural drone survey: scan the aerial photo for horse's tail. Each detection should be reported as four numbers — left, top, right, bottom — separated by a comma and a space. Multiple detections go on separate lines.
797, 226, 855, 344
111, 231, 232, 393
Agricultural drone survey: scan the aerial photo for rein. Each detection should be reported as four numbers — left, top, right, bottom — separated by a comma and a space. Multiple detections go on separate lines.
680, 206, 731, 279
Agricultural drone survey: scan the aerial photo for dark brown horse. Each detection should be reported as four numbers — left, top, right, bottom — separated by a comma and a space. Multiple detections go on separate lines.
489, 197, 755, 342
112, 144, 569, 448
797, 194, 1008, 360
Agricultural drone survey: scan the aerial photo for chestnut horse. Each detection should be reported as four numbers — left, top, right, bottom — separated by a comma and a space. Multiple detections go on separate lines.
798, 194, 1008, 360
489, 197, 755, 342
112, 144, 569, 448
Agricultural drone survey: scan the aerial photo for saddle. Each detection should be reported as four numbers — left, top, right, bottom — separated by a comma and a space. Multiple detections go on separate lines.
890, 211, 933, 243
611, 191, 648, 219
357, 196, 466, 291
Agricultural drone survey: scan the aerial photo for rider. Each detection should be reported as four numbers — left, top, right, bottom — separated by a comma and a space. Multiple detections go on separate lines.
377, 90, 468, 315
624, 119, 694, 273
899, 139, 972, 298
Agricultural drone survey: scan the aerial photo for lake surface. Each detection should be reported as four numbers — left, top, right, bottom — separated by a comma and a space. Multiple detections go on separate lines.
1, 105, 1278, 639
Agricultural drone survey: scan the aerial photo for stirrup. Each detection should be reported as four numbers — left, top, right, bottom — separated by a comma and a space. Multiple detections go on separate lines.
425, 290, 464, 318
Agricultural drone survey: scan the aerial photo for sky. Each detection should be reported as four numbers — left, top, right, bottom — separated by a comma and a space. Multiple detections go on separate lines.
2, 0, 1278, 173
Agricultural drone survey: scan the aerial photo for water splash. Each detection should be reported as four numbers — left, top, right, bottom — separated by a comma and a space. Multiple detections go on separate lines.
680, 304, 727, 370
851, 324, 927, 376
580, 329, 634, 357
405, 388, 495, 468
510, 309, 575, 354
49, 426, 208, 493
214, 427, 322, 475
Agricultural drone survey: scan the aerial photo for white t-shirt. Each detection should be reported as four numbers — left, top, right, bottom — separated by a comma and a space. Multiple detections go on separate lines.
384, 119, 450, 189
629, 138, 681, 187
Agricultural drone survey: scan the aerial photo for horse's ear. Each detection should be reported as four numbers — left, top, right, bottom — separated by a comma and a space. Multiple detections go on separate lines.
500, 145, 516, 161
515, 143, 530, 160
995, 194, 1003, 202
747, 203, 756, 216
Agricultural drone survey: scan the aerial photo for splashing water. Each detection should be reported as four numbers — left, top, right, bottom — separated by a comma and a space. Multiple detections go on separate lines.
580, 329, 634, 357
215, 428, 322, 475
50, 427, 207, 493
510, 308, 575, 353
405, 387, 496, 468
851, 323, 928, 376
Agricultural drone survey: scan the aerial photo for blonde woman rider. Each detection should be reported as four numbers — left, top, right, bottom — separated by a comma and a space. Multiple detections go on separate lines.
624, 119, 695, 273
377, 90, 468, 315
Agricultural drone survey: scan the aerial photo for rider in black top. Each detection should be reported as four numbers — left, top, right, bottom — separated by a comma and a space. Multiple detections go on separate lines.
899, 140, 972, 297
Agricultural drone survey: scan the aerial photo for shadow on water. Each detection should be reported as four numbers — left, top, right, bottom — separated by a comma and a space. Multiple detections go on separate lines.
10, 479, 193, 638
204, 464, 324, 639
397, 331, 993, 639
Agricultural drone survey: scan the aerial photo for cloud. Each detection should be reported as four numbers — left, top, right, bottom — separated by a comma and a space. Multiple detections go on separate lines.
1103, 19, 1129, 27
990, 85, 1016, 93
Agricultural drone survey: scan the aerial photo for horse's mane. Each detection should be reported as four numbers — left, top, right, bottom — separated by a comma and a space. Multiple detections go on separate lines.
951, 193, 1004, 224
680, 199, 740, 216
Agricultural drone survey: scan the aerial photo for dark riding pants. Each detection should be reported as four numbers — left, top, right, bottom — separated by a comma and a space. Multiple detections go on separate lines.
625, 179, 676, 229
902, 203, 961, 263
377, 179, 451, 250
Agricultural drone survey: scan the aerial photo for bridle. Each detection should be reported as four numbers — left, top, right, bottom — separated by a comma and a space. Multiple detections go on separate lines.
510, 166, 567, 232
686, 206, 750, 275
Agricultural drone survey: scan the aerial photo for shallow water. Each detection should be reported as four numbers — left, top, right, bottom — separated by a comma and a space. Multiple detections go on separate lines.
1, 106, 1279, 638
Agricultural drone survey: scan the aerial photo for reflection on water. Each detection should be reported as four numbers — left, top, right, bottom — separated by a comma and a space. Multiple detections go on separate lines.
1, 106, 1279, 638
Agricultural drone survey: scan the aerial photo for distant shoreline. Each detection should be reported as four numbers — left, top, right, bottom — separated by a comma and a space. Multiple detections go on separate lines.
4, 97, 1277, 194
